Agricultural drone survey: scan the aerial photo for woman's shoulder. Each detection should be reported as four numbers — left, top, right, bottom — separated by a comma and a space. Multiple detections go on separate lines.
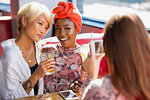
82, 75, 118, 100
90, 75, 112, 88
101, 75, 112, 84
1, 39, 20, 58
2, 39, 16, 49
82, 75, 113, 94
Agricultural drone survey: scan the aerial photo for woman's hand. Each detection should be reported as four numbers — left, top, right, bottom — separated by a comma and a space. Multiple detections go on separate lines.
83, 44, 104, 80
34, 58, 56, 80
69, 80, 83, 93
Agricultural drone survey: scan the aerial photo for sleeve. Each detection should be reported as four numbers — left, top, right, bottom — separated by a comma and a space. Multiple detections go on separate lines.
81, 79, 102, 100
0, 52, 33, 99
81, 76, 115, 100
44, 75, 70, 93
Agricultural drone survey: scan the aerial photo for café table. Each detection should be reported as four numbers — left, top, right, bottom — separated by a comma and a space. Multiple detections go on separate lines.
10, 92, 81, 100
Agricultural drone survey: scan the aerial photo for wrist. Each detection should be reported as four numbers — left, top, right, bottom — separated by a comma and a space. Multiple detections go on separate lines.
87, 72, 97, 80
31, 72, 40, 81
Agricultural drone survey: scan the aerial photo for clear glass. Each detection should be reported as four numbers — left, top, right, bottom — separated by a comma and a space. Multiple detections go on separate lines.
40, 51, 55, 75
91, 40, 104, 58
80, 43, 90, 62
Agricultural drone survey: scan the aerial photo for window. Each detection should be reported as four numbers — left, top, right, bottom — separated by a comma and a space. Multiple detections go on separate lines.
0, 0, 10, 16
82, 0, 150, 30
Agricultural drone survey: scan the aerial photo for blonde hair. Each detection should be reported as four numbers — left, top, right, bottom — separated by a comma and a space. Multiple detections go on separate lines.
17, 2, 52, 39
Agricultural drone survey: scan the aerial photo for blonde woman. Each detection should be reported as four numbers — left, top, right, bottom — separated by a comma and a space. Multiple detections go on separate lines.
0, 2, 55, 99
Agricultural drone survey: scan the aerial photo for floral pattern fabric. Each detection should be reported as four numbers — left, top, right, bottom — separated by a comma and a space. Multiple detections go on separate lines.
44, 44, 82, 93
81, 75, 126, 100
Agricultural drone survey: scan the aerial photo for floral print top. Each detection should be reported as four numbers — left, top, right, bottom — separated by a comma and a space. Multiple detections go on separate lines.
81, 75, 126, 100
44, 44, 82, 93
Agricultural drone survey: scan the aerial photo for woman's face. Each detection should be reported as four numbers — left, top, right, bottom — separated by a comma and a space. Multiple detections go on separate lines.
55, 18, 77, 48
23, 14, 49, 42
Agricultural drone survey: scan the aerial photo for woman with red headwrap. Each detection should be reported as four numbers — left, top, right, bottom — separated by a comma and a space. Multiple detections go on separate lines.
44, 1, 85, 93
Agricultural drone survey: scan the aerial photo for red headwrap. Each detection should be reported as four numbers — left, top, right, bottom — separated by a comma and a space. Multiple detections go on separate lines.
52, 1, 82, 33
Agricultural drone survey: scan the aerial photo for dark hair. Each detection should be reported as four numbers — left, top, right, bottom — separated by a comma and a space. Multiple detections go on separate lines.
103, 13, 150, 100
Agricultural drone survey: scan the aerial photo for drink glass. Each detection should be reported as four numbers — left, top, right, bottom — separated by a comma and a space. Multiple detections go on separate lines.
40, 50, 55, 75
80, 44, 90, 62
91, 40, 104, 59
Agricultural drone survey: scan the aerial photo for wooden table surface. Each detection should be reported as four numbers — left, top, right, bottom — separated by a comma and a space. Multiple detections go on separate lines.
10, 92, 81, 100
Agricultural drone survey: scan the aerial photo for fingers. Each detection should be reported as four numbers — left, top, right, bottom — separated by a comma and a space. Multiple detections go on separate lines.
39, 58, 56, 73
70, 85, 80, 93
69, 80, 83, 93
77, 79, 83, 84
41, 58, 55, 66
71, 84, 80, 93
75, 80, 83, 86
47, 67, 55, 72
41, 58, 55, 65
50, 61, 56, 65
47, 65, 55, 70
89, 43, 94, 56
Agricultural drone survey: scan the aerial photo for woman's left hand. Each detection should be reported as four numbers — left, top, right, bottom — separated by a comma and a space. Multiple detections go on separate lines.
69, 80, 83, 93
83, 44, 104, 80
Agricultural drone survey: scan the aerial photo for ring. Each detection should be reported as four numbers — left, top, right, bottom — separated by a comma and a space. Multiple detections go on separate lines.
75, 85, 79, 89
75, 81, 78, 84
70, 83, 74, 87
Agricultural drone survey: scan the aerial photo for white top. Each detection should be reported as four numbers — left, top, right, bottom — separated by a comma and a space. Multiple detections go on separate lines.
0, 39, 43, 99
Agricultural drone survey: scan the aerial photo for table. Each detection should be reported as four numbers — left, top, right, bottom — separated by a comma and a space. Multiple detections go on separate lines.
10, 92, 81, 100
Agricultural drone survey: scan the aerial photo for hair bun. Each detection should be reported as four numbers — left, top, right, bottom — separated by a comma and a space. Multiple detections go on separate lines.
52, 1, 82, 33
52, 2, 72, 16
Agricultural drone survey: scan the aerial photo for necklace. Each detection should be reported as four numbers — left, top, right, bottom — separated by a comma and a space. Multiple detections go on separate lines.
28, 42, 39, 64
27, 46, 34, 64
28, 57, 32, 63
28, 52, 33, 63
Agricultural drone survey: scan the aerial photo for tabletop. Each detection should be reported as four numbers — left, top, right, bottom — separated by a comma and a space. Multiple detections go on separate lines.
10, 92, 81, 100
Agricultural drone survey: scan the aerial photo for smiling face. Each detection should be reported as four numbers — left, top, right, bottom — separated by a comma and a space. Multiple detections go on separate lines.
55, 18, 78, 48
23, 13, 49, 42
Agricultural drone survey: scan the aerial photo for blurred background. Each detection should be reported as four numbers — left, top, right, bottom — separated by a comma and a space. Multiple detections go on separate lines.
0, 0, 150, 42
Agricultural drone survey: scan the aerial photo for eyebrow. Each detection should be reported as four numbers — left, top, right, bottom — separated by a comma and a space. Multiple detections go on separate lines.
64, 24, 71, 26
55, 24, 71, 27
38, 20, 49, 26
38, 19, 44, 22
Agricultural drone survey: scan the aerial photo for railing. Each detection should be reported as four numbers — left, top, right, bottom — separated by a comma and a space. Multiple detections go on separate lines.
82, 15, 150, 34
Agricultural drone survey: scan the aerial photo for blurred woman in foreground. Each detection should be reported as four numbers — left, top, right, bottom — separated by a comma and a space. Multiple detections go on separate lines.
81, 13, 150, 100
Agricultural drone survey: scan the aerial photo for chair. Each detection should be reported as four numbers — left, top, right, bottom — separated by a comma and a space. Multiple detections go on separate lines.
0, 43, 3, 58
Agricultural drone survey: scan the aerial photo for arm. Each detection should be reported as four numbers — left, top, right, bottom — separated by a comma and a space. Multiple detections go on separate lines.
0, 52, 55, 99
0, 54, 29, 99
83, 44, 104, 80
23, 58, 55, 94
